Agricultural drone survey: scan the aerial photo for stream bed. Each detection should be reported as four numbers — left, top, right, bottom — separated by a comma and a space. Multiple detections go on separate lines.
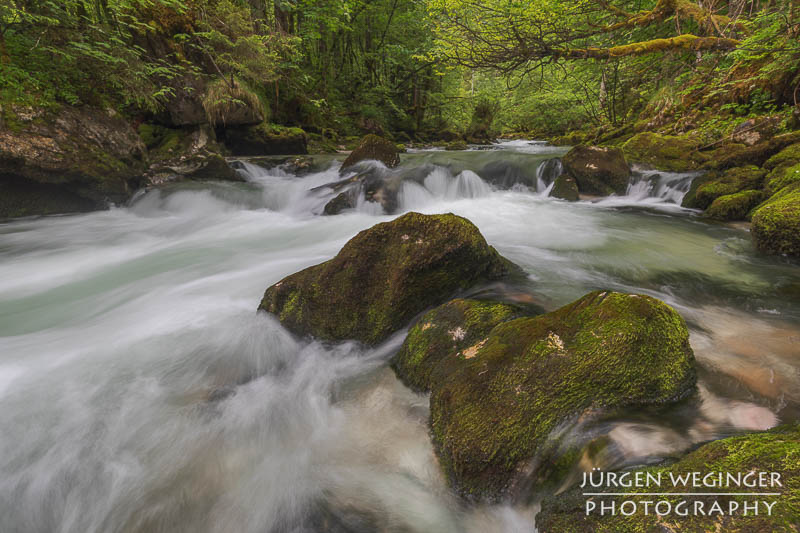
1, 141, 798, 532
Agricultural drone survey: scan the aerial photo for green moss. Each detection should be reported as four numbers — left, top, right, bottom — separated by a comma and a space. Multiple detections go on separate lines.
765, 162, 800, 196
224, 123, 308, 156
429, 291, 696, 500
764, 142, 800, 170
687, 166, 766, 210
622, 132, 702, 171
391, 299, 521, 392
258, 212, 516, 345
551, 174, 580, 201
537, 423, 800, 532
704, 189, 764, 221
751, 182, 800, 256
445, 140, 468, 151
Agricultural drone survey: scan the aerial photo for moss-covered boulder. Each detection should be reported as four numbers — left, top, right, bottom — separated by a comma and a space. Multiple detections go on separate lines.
550, 174, 580, 201
764, 142, 800, 170
258, 212, 515, 345
561, 145, 630, 195
704, 190, 764, 221
391, 299, 520, 392
537, 423, 800, 533
684, 166, 766, 210
751, 182, 800, 256
341, 134, 401, 172
222, 123, 308, 156
621, 132, 702, 172
0, 105, 146, 218
140, 123, 241, 184
765, 163, 800, 196
430, 291, 696, 500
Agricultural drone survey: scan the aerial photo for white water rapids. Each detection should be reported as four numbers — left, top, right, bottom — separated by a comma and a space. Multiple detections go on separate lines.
1, 141, 798, 532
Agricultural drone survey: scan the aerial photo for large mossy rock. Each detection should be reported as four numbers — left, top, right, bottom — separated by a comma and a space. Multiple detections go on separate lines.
751, 182, 800, 256
223, 123, 308, 156
682, 166, 766, 210
550, 174, 580, 201
704, 189, 764, 221
701, 131, 800, 171
391, 298, 521, 392
537, 423, 800, 533
429, 291, 696, 500
258, 212, 515, 345
341, 134, 400, 172
0, 105, 146, 218
139, 124, 240, 184
763, 143, 800, 195
561, 145, 630, 195
622, 132, 702, 172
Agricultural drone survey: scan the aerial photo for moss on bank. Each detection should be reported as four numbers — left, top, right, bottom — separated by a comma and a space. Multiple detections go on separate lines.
751, 182, 800, 256
704, 189, 764, 220
622, 132, 702, 172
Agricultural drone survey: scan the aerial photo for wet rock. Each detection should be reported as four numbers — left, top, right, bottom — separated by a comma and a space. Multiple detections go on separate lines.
550, 174, 579, 201
323, 191, 356, 215
704, 190, 764, 221
537, 423, 800, 532
562, 145, 630, 195
258, 212, 516, 345
0, 105, 146, 218
682, 166, 766, 210
341, 134, 400, 172
223, 123, 308, 156
622, 132, 702, 171
141, 124, 240, 184
428, 291, 696, 500
751, 182, 800, 256
391, 299, 521, 392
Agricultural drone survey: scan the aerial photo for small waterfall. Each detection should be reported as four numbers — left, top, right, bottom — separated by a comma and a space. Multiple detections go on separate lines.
536, 158, 563, 193
624, 170, 699, 204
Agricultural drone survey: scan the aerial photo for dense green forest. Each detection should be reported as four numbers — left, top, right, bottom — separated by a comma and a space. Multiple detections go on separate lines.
2, 0, 798, 141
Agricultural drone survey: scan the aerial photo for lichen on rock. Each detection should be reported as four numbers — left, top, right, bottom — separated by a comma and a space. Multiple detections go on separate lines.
428, 291, 696, 500
258, 212, 516, 345
391, 298, 521, 391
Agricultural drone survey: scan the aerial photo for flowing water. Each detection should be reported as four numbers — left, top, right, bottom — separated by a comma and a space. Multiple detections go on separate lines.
1, 140, 799, 532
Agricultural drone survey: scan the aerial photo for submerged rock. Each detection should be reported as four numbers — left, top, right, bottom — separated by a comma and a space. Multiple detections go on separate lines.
341, 134, 400, 172
550, 174, 579, 201
537, 423, 800, 532
561, 145, 630, 196
622, 132, 702, 172
0, 105, 146, 218
428, 291, 696, 500
391, 299, 521, 392
751, 182, 800, 256
322, 191, 356, 215
259, 212, 515, 345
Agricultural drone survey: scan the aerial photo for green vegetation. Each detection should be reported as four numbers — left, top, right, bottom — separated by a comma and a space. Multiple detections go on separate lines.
3, 1, 796, 141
